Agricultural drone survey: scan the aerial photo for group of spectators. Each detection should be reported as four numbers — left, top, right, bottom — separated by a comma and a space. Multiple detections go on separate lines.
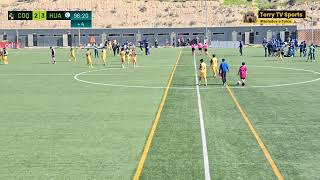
262, 38, 316, 61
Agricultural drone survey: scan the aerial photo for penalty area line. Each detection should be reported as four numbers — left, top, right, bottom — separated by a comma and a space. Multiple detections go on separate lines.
133, 50, 182, 180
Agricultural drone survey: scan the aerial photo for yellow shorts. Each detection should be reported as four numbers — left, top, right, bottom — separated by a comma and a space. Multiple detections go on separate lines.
199, 71, 207, 78
211, 66, 218, 72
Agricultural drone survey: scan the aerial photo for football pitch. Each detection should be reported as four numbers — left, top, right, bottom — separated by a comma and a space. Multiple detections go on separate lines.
1, 47, 320, 179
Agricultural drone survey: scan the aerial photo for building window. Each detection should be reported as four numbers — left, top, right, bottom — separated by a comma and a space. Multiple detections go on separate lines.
109, 34, 120, 37
212, 32, 225, 35
89, 34, 100, 37
177, 33, 189, 36
193, 32, 205, 35
123, 34, 135, 36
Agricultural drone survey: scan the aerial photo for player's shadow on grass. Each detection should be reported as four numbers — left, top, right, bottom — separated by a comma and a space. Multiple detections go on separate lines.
35, 62, 52, 64
249, 55, 265, 57
228, 84, 242, 87
55, 61, 70, 63
264, 59, 280, 62
206, 83, 224, 86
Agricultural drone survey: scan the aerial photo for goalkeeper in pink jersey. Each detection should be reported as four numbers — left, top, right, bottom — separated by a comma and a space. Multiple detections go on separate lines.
238, 62, 247, 86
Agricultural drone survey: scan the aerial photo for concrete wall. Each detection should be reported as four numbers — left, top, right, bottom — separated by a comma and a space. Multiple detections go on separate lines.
0, 25, 297, 47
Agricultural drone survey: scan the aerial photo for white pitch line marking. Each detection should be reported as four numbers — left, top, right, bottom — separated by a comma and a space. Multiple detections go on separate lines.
193, 54, 211, 180
73, 66, 320, 89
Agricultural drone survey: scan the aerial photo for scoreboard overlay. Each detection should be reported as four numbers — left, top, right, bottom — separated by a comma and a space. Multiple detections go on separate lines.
8, 10, 92, 28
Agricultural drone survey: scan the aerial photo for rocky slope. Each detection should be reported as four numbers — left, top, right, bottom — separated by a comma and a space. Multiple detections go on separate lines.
0, 0, 318, 29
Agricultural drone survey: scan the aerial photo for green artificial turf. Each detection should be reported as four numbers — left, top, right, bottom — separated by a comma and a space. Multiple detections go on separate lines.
0, 48, 179, 179
140, 47, 320, 179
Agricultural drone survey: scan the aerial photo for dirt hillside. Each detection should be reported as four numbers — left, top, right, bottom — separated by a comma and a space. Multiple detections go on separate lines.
0, 0, 318, 29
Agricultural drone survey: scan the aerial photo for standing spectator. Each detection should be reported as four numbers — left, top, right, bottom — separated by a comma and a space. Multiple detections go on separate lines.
144, 38, 149, 55
294, 38, 298, 47
139, 41, 143, 51
94, 45, 99, 58
50, 47, 56, 64
155, 38, 158, 48
186, 38, 190, 46
262, 38, 268, 57
191, 44, 195, 55
267, 41, 272, 57
239, 41, 243, 56
299, 42, 305, 57
146, 45, 151, 56
112, 42, 117, 56
307, 44, 316, 61
116, 43, 120, 55
181, 37, 185, 46
303, 41, 307, 57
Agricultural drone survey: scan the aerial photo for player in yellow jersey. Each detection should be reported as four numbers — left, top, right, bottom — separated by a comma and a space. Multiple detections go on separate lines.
2, 48, 8, 65
210, 54, 219, 78
125, 49, 131, 64
108, 41, 112, 51
131, 50, 137, 68
277, 48, 284, 61
86, 49, 93, 68
101, 47, 107, 66
120, 48, 126, 68
69, 47, 76, 62
198, 59, 207, 86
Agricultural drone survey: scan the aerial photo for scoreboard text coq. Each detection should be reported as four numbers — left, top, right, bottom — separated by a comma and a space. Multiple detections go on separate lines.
8, 11, 32, 20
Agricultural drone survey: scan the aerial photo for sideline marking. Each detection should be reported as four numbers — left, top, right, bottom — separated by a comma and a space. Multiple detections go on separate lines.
133, 50, 182, 180
193, 55, 211, 180
74, 66, 320, 89
226, 85, 284, 180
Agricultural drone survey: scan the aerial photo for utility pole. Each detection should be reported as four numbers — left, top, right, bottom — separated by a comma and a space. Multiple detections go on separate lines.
205, 0, 208, 44
78, 29, 81, 47
311, 2, 314, 44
